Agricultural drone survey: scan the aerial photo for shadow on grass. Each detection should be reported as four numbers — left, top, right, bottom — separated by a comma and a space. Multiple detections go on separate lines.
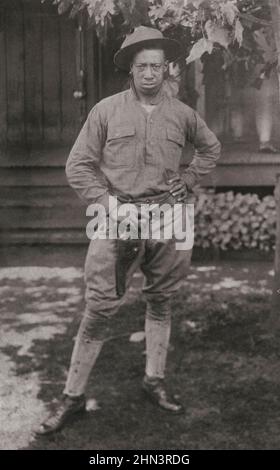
4, 288, 280, 450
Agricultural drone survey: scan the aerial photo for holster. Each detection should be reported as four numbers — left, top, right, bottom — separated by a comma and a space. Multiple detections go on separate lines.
115, 239, 142, 297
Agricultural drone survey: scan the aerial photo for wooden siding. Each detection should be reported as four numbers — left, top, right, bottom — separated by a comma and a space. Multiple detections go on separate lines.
0, 0, 89, 148
0, 1, 279, 254
0, 0, 99, 247
0, 0, 128, 248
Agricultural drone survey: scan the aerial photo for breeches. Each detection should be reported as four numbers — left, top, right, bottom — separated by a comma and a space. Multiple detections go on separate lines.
80, 238, 192, 341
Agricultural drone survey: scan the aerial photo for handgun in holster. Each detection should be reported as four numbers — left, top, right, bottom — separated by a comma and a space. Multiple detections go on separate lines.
115, 239, 142, 298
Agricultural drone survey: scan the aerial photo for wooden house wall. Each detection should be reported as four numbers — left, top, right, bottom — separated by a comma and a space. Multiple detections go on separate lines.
0, 0, 106, 148
0, 0, 279, 255
0, 0, 130, 248
0, 0, 100, 246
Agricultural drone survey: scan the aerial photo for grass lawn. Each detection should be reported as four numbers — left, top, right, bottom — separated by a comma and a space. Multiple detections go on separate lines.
1, 262, 280, 449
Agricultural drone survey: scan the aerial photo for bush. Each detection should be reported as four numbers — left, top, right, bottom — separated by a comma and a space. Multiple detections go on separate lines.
193, 190, 276, 252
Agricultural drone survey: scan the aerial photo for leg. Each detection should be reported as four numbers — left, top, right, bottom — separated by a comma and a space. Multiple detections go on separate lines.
64, 239, 124, 398
141, 238, 192, 412
144, 293, 172, 380
63, 238, 123, 398
36, 238, 143, 434
65, 238, 144, 396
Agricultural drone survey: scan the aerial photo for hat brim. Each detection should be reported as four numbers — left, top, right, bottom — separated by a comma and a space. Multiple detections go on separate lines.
114, 38, 182, 72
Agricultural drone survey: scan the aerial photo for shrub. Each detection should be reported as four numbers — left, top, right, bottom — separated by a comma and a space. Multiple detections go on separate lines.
193, 190, 276, 252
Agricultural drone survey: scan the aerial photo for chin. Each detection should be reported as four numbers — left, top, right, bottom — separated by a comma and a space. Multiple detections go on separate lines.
141, 84, 158, 93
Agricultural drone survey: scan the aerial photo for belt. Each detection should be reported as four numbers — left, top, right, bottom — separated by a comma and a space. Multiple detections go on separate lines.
115, 191, 174, 205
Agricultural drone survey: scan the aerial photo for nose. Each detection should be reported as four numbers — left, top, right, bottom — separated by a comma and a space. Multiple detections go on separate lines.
143, 65, 154, 79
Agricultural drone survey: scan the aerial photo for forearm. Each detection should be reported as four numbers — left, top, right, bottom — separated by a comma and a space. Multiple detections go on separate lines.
66, 155, 111, 210
65, 105, 110, 210
182, 140, 221, 190
183, 112, 221, 190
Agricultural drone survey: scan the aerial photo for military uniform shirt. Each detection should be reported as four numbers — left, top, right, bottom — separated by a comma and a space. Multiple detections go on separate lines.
66, 83, 221, 210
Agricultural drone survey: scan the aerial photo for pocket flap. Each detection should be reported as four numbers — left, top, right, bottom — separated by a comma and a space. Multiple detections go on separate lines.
167, 128, 185, 146
108, 125, 135, 141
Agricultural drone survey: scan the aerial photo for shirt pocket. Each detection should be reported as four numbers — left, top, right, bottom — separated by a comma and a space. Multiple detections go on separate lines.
104, 124, 136, 167
164, 128, 185, 168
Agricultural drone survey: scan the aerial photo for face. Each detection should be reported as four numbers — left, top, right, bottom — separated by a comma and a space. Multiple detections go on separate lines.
131, 49, 168, 95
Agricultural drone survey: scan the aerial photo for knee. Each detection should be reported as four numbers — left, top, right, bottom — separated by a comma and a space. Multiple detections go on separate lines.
78, 310, 111, 342
146, 293, 172, 322
85, 286, 122, 313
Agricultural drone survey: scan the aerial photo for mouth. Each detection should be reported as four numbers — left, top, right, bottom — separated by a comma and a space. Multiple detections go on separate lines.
142, 82, 157, 87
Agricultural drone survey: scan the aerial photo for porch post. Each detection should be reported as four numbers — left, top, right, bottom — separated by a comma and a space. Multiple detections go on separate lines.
269, 0, 280, 107
73, 12, 87, 126
194, 59, 205, 119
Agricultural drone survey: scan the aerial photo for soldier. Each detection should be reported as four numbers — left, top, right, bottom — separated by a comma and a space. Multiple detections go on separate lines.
37, 26, 221, 435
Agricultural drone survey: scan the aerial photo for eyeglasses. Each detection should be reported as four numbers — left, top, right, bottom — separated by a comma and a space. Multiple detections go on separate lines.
133, 63, 165, 73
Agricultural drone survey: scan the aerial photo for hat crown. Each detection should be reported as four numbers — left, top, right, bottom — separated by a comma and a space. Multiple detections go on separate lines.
121, 26, 164, 50
114, 25, 182, 71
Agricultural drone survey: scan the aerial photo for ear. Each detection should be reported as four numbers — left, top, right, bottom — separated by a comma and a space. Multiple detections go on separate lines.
163, 62, 169, 79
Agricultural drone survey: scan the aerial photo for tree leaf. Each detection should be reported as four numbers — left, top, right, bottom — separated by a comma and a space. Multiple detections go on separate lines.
254, 29, 271, 52
129, 0, 136, 13
70, 0, 86, 17
191, 0, 204, 7
57, 0, 73, 15
205, 20, 230, 49
118, 0, 150, 28
234, 18, 243, 47
221, 1, 238, 25
186, 37, 213, 64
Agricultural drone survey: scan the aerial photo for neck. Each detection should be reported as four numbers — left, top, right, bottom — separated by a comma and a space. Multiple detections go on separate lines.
138, 94, 157, 105
132, 81, 163, 104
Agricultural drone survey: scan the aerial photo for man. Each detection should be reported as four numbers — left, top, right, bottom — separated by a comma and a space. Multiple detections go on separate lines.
37, 26, 221, 435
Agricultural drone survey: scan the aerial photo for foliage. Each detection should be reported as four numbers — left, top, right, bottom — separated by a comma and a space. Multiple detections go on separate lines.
51, 1, 244, 46
194, 189, 276, 252
48, 0, 276, 86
